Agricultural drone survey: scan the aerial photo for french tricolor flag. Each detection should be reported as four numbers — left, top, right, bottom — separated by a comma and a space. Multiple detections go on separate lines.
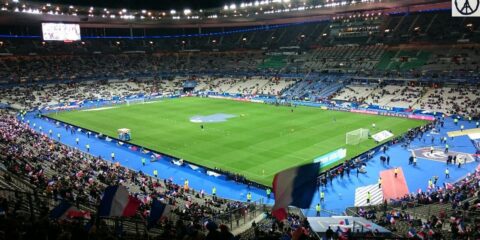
407, 228, 416, 238
50, 201, 90, 220
50, 201, 77, 220
147, 198, 172, 229
458, 222, 465, 233
98, 185, 141, 217
271, 162, 320, 221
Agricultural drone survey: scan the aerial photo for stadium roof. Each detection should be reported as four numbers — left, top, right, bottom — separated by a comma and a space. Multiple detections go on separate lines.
0, 0, 450, 28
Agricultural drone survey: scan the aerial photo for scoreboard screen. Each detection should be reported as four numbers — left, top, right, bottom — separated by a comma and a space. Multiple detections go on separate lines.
42, 23, 81, 41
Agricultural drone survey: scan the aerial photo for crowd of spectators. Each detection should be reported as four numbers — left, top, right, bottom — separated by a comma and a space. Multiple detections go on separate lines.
0, 76, 298, 111
239, 213, 315, 240
419, 86, 480, 117
365, 85, 423, 107
387, 166, 480, 239
0, 53, 264, 84
0, 108, 328, 239
1, 41, 480, 87
351, 129, 480, 240
0, 78, 175, 110
0, 109, 259, 239
335, 83, 480, 119
355, 173, 480, 240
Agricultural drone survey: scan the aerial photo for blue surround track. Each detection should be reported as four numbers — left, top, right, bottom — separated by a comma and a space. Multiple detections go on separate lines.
23, 107, 479, 217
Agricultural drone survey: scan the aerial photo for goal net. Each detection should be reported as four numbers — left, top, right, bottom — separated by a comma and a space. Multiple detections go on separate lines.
346, 128, 370, 145
126, 98, 145, 106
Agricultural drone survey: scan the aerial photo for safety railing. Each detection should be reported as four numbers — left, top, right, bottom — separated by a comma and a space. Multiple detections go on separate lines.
207, 198, 266, 231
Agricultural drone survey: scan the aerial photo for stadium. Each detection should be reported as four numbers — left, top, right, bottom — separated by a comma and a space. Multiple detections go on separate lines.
0, 0, 479, 239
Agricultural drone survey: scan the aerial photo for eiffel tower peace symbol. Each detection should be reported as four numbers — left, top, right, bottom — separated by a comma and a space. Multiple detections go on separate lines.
455, 0, 480, 15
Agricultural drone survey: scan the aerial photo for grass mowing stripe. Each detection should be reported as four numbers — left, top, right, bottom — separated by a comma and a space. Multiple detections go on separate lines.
49, 97, 427, 185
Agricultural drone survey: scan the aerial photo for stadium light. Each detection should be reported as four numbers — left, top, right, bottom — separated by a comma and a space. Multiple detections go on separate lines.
183, 9, 191, 15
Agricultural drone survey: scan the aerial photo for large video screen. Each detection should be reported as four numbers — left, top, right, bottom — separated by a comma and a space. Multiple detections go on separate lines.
42, 23, 81, 41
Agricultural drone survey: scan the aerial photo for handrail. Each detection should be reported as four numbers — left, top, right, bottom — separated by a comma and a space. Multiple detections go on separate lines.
0, 183, 268, 232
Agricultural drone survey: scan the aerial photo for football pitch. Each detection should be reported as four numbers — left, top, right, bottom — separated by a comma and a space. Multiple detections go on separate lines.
48, 97, 426, 185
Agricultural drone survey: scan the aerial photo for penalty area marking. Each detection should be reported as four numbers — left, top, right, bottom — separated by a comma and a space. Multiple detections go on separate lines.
142, 101, 158, 104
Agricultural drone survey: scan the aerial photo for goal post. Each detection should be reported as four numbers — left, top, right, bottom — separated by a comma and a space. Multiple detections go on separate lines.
346, 128, 370, 145
126, 97, 145, 106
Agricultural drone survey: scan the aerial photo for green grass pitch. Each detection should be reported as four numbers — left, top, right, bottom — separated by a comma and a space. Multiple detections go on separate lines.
49, 97, 426, 185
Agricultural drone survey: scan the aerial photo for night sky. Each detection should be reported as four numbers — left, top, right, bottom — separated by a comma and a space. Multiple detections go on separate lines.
31, 0, 231, 11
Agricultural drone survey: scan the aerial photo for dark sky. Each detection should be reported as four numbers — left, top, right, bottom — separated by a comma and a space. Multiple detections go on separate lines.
32, 0, 231, 11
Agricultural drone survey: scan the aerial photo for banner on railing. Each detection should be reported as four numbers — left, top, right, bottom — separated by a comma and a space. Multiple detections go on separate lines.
206, 170, 221, 177
313, 148, 347, 166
